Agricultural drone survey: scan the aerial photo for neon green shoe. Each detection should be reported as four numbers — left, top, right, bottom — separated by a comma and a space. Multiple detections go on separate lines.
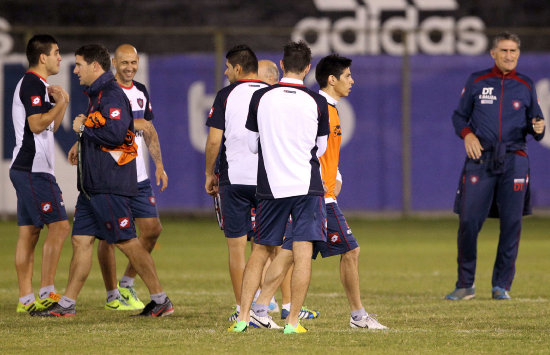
16, 302, 37, 313
228, 320, 248, 332
118, 283, 145, 310
105, 296, 136, 311
283, 322, 308, 334
34, 292, 61, 311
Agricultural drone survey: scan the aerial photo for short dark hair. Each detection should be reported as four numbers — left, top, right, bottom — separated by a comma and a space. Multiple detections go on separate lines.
282, 41, 311, 74
492, 31, 521, 49
315, 54, 352, 89
75, 44, 111, 72
26, 34, 58, 67
226, 44, 258, 74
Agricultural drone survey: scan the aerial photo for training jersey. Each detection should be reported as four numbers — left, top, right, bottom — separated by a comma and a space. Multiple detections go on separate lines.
246, 77, 330, 199
119, 80, 154, 183
207, 79, 268, 186
318, 90, 341, 203
10, 71, 56, 175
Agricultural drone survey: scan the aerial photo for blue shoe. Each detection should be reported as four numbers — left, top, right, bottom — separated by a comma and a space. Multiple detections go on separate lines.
445, 286, 475, 300
492, 287, 511, 300
281, 306, 319, 320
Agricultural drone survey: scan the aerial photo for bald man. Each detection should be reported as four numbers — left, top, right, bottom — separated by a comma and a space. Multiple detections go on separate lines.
97, 44, 168, 310
258, 60, 279, 85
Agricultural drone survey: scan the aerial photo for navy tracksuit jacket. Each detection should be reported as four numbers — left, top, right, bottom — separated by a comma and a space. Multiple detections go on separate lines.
451, 65, 544, 290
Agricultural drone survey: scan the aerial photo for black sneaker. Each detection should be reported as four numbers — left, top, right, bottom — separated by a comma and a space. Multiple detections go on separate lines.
30, 302, 76, 317
134, 297, 174, 317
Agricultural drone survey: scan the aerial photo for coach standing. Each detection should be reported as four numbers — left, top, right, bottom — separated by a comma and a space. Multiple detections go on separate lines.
446, 32, 545, 301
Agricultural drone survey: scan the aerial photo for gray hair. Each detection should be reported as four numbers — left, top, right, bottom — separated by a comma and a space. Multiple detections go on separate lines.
492, 31, 521, 49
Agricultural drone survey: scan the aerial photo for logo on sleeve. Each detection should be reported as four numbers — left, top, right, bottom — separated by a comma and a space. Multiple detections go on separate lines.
118, 217, 130, 229
149, 102, 153, 111
110, 108, 121, 119
31, 96, 42, 106
208, 107, 214, 118
41, 202, 52, 213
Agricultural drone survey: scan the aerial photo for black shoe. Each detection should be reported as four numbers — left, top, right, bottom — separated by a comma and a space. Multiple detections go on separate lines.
30, 302, 76, 317
134, 297, 174, 317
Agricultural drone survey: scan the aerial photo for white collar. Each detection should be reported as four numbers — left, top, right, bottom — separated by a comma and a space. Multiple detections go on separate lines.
280, 77, 304, 85
318, 89, 338, 106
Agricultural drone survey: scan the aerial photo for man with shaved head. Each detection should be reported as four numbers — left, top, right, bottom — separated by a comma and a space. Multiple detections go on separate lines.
97, 44, 168, 311
258, 60, 279, 86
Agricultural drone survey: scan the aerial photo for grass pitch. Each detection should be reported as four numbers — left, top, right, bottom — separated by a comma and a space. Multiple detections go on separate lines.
0, 216, 549, 354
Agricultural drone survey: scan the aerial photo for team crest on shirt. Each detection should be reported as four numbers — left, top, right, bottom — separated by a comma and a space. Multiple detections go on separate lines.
118, 217, 130, 229
470, 175, 479, 184
31, 96, 42, 106
208, 107, 214, 118
512, 100, 521, 110
149, 196, 156, 205
137, 98, 144, 108
329, 233, 341, 244
110, 108, 121, 119
41, 202, 52, 213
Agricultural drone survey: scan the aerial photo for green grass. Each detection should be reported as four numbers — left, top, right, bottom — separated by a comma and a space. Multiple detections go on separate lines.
1, 216, 549, 354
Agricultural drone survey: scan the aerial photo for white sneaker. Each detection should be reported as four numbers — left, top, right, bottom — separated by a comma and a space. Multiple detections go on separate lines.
350, 314, 388, 329
250, 310, 283, 329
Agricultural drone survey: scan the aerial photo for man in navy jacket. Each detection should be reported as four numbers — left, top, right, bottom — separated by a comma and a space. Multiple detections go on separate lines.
447, 32, 545, 301
32, 44, 173, 317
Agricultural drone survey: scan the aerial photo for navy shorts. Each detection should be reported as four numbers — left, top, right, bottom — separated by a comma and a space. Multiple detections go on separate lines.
131, 179, 159, 218
253, 195, 327, 247
9, 169, 68, 228
219, 184, 257, 238
72, 193, 136, 244
283, 202, 358, 258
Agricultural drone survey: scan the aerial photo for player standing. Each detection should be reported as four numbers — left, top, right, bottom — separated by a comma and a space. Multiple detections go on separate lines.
204, 44, 268, 321
10, 34, 71, 313
231, 41, 329, 333
95, 44, 168, 311
32, 44, 173, 317
446, 32, 545, 300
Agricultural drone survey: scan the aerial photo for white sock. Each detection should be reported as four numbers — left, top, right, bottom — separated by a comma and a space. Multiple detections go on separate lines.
253, 289, 261, 302
39, 285, 55, 299
119, 276, 135, 288
151, 292, 167, 304
282, 303, 291, 311
106, 289, 120, 303
236, 304, 241, 313
19, 293, 35, 305
58, 296, 75, 309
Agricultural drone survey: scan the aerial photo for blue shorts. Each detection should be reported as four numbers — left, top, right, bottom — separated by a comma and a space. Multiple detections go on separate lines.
283, 202, 358, 259
131, 179, 159, 218
72, 193, 136, 244
9, 169, 68, 228
219, 184, 257, 238
253, 195, 327, 247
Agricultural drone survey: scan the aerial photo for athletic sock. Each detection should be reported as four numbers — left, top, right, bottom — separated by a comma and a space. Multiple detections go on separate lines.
252, 303, 269, 317
282, 303, 291, 312
38, 285, 55, 299
236, 304, 241, 313
119, 276, 135, 288
351, 308, 367, 321
151, 292, 167, 304
58, 296, 75, 309
19, 293, 35, 305
106, 289, 121, 303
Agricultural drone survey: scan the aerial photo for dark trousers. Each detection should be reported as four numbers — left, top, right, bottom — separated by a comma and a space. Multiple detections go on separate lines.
454, 152, 529, 291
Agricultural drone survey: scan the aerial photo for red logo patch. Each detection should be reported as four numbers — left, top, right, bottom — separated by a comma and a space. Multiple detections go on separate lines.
329, 232, 341, 244
470, 176, 479, 184
208, 107, 214, 118
110, 108, 121, 119
31, 96, 42, 106
512, 100, 521, 110
41, 202, 52, 213
118, 217, 130, 229
149, 196, 156, 206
